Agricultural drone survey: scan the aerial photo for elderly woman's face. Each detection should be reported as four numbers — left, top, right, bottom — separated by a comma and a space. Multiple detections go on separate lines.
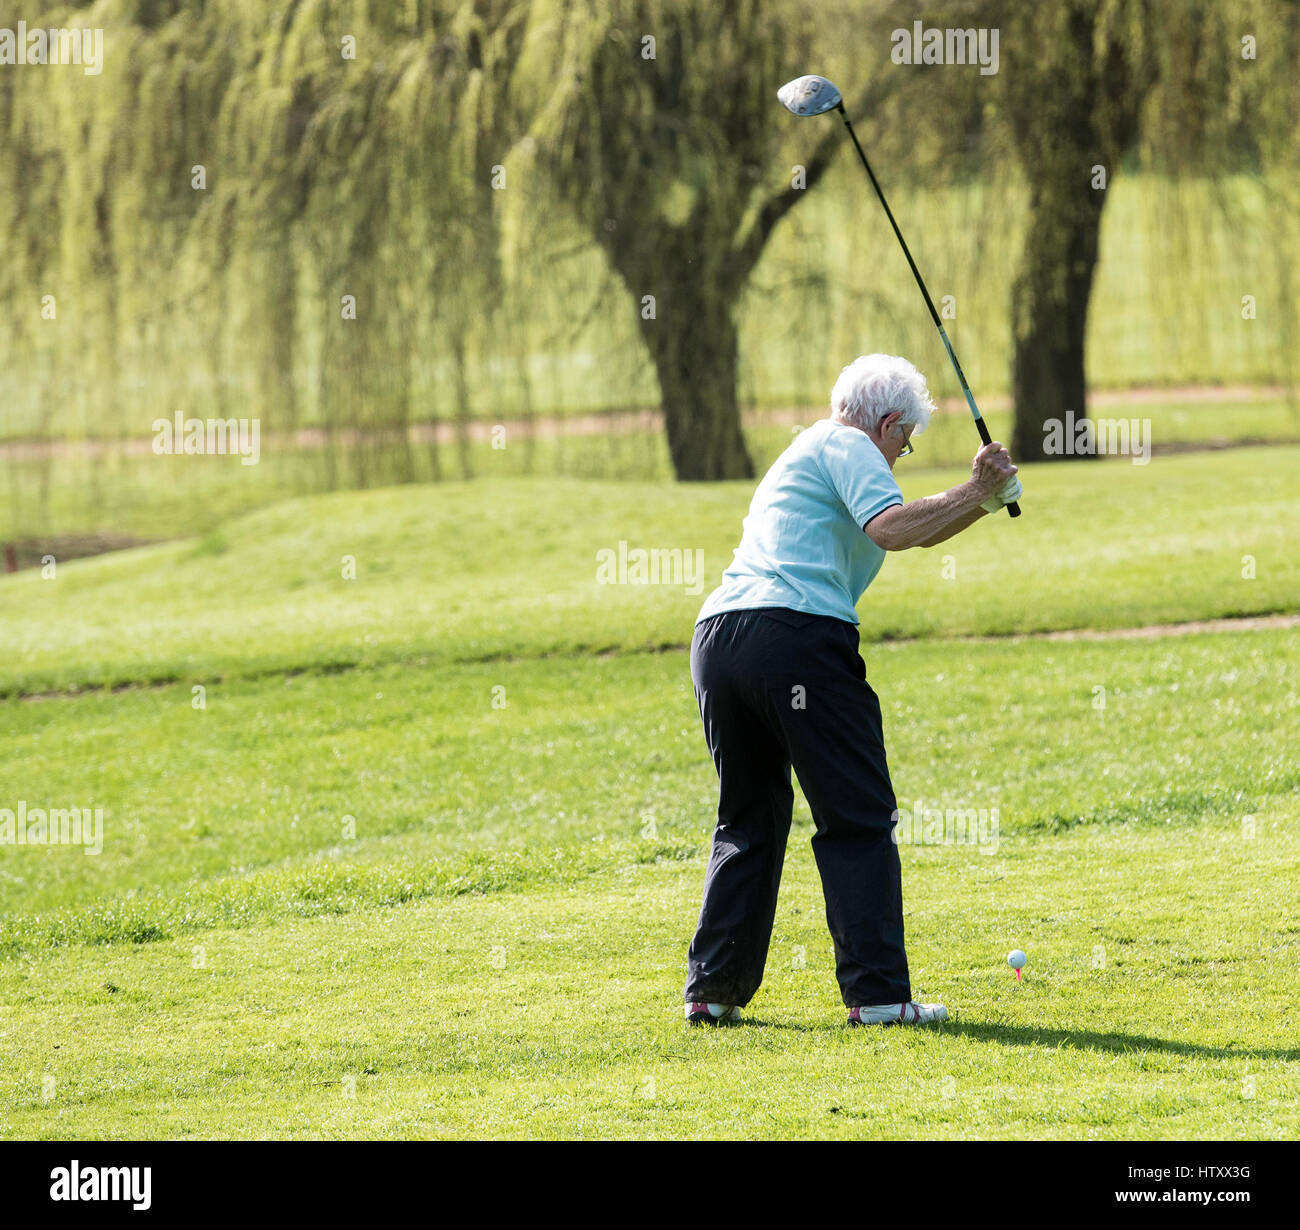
869, 412, 913, 470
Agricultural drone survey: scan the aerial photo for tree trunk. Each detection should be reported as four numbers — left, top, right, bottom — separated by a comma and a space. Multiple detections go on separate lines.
1003, 0, 1150, 463
1010, 189, 1105, 462
637, 288, 754, 482
1010, 174, 1107, 462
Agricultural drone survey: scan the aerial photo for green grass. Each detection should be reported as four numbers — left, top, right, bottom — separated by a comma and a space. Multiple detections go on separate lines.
1, 445, 1297, 699
0, 631, 1296, 1138
0, 631, 1294, 1138
1, 451, 1297, 1139
1, 629, 1295, 948
3, 822, 1297, 1140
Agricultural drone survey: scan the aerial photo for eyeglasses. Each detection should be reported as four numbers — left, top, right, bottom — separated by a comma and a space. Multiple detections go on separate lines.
897, 424, 914, 457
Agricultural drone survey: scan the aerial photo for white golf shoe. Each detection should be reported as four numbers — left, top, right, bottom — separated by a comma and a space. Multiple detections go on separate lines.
685, 1002, 742, 1025
847, 1001, 948, 1026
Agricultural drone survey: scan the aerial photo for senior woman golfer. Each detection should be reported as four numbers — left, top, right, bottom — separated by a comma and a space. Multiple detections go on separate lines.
685, 353, 1021, 1027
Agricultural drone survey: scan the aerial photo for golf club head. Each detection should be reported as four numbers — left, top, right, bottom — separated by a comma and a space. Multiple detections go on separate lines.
777, 75, 842, 117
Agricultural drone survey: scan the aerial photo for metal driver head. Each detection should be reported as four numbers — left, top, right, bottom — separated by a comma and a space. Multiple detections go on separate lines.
776, 75, 842, 117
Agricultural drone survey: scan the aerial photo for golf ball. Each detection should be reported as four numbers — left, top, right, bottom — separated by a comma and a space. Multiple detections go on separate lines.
1007, 949, 1027, 970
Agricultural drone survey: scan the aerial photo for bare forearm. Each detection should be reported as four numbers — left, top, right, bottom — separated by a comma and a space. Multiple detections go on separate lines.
865, 480, 987, 551
916, 502, 988, 547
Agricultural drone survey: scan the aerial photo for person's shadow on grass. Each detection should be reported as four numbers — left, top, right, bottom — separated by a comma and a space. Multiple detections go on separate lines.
705, 1018, 1298, 1059
942, 1019, 1300, 1061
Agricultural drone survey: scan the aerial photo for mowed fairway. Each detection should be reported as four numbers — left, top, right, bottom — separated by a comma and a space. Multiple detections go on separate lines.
1, 447, 1298, 1139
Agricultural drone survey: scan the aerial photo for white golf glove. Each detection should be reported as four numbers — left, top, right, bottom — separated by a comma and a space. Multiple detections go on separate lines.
981, 474, 1022, 514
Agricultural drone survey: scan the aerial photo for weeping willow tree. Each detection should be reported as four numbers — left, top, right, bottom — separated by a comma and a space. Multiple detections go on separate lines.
0, 0, 532, 501
1133, 0, 1300, 402
420, 2, 532, 477
506, 0, 905, 480
190, 0, 528, 486
5, 0, 1291, 516
993, 0, 1155, 462
963, 0, 1300, 459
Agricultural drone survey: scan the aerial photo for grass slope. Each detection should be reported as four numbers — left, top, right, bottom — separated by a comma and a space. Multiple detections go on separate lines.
1, 446, 1296, 698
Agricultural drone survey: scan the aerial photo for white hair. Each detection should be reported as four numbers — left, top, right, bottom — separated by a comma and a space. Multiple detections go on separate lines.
829, 354, 935, 434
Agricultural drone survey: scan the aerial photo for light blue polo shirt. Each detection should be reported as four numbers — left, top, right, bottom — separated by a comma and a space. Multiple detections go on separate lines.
697, 418, 903, 626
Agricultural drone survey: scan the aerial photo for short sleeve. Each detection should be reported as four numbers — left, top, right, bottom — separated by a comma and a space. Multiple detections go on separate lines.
815, 425, 904, 528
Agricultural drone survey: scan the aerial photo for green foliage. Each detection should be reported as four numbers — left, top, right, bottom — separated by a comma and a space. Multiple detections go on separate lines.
1, 2, 1297, 486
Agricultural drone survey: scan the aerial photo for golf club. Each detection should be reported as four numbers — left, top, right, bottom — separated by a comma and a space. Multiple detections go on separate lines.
778, 74, 1022, 518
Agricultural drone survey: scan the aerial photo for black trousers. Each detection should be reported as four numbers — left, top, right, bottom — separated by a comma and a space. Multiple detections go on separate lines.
685, 606, 910, 1008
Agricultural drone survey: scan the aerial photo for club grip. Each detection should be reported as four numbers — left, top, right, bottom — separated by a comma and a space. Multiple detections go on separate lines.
971, 419, 1021, 517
